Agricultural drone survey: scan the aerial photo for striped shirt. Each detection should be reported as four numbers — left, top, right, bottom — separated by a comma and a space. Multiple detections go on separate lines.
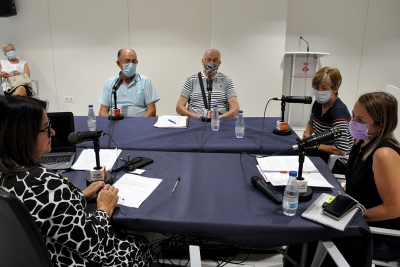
180, 72, 237, 115
308, 98, 353, 162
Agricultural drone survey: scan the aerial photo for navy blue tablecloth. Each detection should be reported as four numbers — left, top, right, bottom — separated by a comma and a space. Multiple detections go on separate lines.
74, 116, 299, 155
65, 150, 372, 266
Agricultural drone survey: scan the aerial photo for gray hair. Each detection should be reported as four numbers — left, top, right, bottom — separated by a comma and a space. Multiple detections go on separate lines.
2, 43, 14, 53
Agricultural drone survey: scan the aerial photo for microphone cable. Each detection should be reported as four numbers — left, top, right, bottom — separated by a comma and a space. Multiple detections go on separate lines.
260, 98, 274, 155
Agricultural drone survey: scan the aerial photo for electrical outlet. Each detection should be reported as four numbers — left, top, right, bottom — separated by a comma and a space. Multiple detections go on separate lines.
64, 96, 74, 103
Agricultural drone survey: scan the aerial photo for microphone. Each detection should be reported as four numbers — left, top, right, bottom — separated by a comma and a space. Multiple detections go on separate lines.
273, 95, 312, 104
112, 77, 123, 91
300, 36, 309, 52
68, 130, 104, 144
251, 176, 282, 204
291, 127, 341, 151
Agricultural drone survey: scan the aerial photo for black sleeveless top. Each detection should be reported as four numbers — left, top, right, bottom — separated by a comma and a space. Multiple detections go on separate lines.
345, 138, 400, 249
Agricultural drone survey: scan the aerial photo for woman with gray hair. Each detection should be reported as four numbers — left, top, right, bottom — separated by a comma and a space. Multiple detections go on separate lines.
0, 43, 32, 96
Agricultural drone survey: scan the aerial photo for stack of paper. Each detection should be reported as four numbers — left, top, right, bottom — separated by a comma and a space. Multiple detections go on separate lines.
256, 156, 333, 188
154, 115, 189, 128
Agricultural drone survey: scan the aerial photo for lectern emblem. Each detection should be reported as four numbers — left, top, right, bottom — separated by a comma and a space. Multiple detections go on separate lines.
302, 62, 309, 73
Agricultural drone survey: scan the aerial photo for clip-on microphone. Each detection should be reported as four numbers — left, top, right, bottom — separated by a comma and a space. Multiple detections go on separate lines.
109, 77, 124, 121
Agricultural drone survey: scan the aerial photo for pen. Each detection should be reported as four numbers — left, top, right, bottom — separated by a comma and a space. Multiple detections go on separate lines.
172, 177, 180, 193
168, 119, 176, 124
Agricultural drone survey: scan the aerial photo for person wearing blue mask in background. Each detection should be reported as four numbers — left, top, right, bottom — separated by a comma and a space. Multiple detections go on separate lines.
0, 43, 32, 96
303, 67, 353, 169
98, 48, 160, 117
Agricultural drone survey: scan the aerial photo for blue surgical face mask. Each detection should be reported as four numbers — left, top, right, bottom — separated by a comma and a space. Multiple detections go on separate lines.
121, 63, 136, 77
348, 120, 374, 140
313, 89, 332, 104
6, 50, 17, 59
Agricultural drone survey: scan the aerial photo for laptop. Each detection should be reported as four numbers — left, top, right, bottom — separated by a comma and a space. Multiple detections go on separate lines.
38, 112, 76, 170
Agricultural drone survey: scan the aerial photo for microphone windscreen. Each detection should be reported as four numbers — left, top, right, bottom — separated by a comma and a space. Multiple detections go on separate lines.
251, 176, 260, 187
68, 132, 79, 144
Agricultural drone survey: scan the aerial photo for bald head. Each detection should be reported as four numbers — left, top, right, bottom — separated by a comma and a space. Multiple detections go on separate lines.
203, 48, 220, 60
117, 48, 137, 61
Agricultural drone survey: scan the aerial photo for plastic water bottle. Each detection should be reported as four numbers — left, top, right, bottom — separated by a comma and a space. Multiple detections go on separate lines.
87, 104, 96, 131
211, 104, 220, 131
235, 110, 245, 138
283, 171, 299, 216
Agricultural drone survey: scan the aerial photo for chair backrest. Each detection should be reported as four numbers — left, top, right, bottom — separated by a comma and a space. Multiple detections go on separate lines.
0, 188, 52, 267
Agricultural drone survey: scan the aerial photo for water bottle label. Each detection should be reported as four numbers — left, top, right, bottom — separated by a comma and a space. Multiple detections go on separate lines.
289, 203, 298, 209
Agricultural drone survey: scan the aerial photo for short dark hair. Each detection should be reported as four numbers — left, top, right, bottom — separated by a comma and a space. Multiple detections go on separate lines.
0, 96, 48, 176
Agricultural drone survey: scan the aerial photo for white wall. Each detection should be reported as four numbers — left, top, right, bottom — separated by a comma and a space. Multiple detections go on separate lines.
1, 0, 399, 119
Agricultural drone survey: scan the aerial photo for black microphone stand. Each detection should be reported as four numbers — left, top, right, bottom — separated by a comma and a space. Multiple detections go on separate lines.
86, 137, 113, 185
273, 95, 291, 136
109, 79, 124, 121
295, 138, 313, 201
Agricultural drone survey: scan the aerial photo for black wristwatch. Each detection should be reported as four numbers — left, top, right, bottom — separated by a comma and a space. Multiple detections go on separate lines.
315, 144, 320, 150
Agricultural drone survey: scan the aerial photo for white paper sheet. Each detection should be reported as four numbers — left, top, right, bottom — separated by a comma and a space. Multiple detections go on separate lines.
154, 115, 188, 128
71, 148, 121, 171
256, 156, 318, 172
113, 174, 163, 208
260, 171, 334, 188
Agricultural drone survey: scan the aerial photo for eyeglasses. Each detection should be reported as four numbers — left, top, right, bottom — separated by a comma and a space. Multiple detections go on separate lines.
5, 49, 15, 53
203, 58, 220, 64
120, 59, 138, 64
121, 157, 143, 172
38, 119, 51, 138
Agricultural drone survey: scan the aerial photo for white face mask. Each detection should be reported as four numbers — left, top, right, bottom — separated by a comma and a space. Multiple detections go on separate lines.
313, 89, 332, 104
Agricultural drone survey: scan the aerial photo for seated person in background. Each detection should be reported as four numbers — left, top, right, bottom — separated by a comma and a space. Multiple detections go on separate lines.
0, 43, 32, 96
346, 91, 400, 261
0, 96, 152, 267
303, 67, 352, 165
98, 48, 160, 117
176, 48, 239, 118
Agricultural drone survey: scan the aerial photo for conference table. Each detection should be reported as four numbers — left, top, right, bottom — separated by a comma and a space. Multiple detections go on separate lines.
73, 116, 299, 155
66, 149, 372, 267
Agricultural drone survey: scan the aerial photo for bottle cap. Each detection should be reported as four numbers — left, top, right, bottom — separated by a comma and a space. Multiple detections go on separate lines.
238, 110, 243, 113
289, 171, 297, 177
213, 104, 218, 108
88, 104, 93, 108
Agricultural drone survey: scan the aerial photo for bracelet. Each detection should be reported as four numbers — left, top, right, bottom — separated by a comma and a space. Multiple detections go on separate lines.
315, 144, 320, 150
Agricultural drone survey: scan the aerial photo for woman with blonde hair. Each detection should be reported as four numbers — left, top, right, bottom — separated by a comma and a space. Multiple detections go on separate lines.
346, 91, 400, 261
304, 67, 352, 167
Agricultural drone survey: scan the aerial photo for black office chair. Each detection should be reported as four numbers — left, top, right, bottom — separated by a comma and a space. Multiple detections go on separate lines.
0, 188, 53, 267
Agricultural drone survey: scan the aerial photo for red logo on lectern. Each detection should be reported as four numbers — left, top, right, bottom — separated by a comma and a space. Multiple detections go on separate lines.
302, 63, 309, 73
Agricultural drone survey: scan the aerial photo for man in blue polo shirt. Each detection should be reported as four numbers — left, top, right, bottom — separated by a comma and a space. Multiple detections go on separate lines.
98, 48, 160, 117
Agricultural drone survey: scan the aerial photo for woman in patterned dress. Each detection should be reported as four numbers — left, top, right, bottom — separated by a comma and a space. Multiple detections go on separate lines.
0, 96, 152, 267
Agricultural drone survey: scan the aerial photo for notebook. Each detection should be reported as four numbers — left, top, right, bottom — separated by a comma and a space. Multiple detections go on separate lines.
38, 112, 76, 170
301, 193, 359, 231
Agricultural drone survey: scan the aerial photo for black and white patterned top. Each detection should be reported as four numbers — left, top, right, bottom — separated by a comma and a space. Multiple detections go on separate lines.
180, 72, 237, 115
0, 167, 152, 267
308, 98, 353, 162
